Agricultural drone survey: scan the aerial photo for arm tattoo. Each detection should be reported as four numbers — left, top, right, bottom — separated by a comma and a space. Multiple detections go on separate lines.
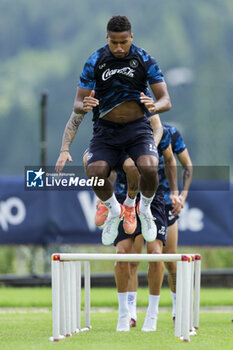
182, 166, 192, 191
60, 113, 84, 152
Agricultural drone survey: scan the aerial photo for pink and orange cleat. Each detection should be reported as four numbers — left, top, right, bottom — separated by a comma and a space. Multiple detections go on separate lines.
123, 203, 137, 235
95, 200, 108, 227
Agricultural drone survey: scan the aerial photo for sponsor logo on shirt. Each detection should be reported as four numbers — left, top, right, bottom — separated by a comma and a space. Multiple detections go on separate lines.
99, 63, 106, 70
129, 59, 138, 68
102, 67, 135, 81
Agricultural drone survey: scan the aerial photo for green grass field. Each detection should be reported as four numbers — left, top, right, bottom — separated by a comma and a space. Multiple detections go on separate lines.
0, 287, 233, 350
0, 311, 233, 350
0, 287, 232, 308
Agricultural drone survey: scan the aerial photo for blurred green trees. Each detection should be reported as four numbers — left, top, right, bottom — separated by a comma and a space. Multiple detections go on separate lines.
0, 0, 232, 174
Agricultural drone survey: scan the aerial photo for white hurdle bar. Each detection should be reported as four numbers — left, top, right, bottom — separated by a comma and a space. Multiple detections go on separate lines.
49, 253, 201, 342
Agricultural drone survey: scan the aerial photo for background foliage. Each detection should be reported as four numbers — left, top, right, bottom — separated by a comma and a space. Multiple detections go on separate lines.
0, 0, 233, 174
0, 245, 233, 274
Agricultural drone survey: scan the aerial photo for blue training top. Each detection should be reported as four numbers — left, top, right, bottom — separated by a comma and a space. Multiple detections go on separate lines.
159, 124, 187, 205
78, 44, 164, 121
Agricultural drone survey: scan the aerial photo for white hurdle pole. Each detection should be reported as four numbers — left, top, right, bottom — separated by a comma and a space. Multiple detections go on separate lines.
175, 260, 183, 338
50, 253, 200, 342
49, 254, 65, 342
84, 261, 91, 330
70, 261, 77, 334
57, 253, 184, 262
194, 254, 201, 329
189, 256, 197, 336
63, 261, 72, 337
181, 255, 191, 342
59, 262, 66, 337
76, 261, 81, 332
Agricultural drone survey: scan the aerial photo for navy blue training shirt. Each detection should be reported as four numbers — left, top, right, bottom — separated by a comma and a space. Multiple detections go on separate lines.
78, 44, 164, 121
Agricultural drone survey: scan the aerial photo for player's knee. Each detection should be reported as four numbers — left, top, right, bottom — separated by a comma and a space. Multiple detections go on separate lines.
86, 161, 109, 178
147, 244, 162, 255
123, 157, 136, 170
149, 248, 161, 255
116, 246, 130, 254
138, 164, 158, 181
137, 154, 158, 168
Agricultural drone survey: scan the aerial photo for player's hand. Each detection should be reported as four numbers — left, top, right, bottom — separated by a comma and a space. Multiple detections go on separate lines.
178, 194, 185, 208
170, 194, 182, 216
140, 92, 157, 113
55, 151, 73, 174
83, 90, 99, 113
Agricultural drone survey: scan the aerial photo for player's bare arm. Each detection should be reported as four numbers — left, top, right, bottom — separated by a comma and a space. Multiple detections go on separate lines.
149, 114, 163, 146
140, 82, 171, 114
177, 149, 193, 206
60, 112, 84, 152
162, 145, 182, 216
74, 87, 99, 114
55, 111, 84, 173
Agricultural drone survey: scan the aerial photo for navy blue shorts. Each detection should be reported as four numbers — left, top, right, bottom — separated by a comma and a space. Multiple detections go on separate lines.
114, 194, 167, 246
87, 116, 158, 168
114, 152, 129, 170
165, 204, 179, 227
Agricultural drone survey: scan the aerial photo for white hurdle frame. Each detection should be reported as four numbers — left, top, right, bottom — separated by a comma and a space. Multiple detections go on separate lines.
49, 253, 201, 342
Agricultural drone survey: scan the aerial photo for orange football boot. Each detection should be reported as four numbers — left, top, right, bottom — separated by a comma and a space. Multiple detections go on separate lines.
123, 202, 137, 234
95, 200, 108, 226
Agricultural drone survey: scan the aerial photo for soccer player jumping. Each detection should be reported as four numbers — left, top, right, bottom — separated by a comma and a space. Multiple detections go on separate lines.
56, 15, 171, 246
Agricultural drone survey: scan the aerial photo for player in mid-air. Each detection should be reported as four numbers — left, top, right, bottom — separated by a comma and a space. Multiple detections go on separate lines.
55, 15, 171, 246
94, 114, 164, 235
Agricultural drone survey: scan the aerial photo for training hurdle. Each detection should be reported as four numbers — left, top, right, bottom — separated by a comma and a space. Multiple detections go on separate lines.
49, 253, 201, 342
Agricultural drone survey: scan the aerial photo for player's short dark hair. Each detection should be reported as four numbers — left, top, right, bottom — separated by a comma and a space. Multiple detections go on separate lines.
107, 15, 131, 33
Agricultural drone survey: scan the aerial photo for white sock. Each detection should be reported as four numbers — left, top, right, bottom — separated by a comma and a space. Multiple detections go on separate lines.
171, 291, 176, 318
146, 294, 160, 317
117, 292, 129, 316
103, 194, 121, 218
128, 292, 137, 320
124, 194, 136, 207
139, 193, 154, 214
